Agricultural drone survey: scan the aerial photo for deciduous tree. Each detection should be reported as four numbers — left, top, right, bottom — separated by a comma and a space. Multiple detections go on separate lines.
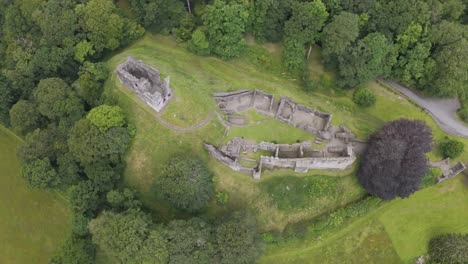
357, 119, 433, 200
202, 0, 249, 59
154, 157, 214, 212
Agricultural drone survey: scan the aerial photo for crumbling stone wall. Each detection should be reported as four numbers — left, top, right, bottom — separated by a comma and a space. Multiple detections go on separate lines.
116, 57, 173, 112
214, 89, 332, 136
205, 136, 356, 179
438, 162, 466, 183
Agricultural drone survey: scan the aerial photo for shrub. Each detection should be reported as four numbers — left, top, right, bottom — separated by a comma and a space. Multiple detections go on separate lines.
353, 88, 376, 107
429, 234, 468, 264
459, 107, 468, 123
188, 28, 210, 56
440, 139, 464, 159
216, 191, 229, 206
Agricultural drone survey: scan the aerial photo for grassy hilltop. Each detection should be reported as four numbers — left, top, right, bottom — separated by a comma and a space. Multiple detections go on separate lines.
103, 33, 468, 262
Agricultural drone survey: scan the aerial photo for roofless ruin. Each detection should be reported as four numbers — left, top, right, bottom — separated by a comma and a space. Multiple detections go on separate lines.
116, 57, 173, 112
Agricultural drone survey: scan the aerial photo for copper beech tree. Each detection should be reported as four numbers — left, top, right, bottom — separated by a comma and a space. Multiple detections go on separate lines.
357, 119, 433, 200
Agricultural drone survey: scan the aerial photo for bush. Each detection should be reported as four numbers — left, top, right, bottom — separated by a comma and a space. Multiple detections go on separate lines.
353, 88, 376, 107
440, 139, 464, 159
216, 191, 229, 206
188, 28, 210, 56
459, 107, 468, 123
429, 234, 468, 264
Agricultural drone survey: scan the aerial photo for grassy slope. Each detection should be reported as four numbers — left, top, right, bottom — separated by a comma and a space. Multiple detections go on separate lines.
104, 34, 468, 232
0, 126, 71, 263
260, 177, 468, 263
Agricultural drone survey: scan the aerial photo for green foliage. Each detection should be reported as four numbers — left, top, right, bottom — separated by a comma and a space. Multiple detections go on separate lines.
202, 0, 249, 59
216, 191, 229, 206
420, 168, 442, 189
68, 119, 132, 165
154, 157, 214, 212
71, 213, 92, 237
33, 78, 84, 123
83, 161, 121, 191
428, 234, 468, 264
369, 0, 431, 38
69, 180, 102, 216
215, 211, 262, 264
251, 0, 294, 42
128, 0, 186, 32
76, 0, 143, 54
89, 210, 168, 264
9, 100, 42, 136
86, 105, 126, 131
321, 12, 360, 66
337, 33, 393, 89
440, 139, 464, 159
176, 13, 195, 42
353, 88, 376, 107
393, 23, 434, 88
188, 28, 211, 56
459, 107, 468, 123
165, 218, 216, 264
106, 188, 142, 211
261, 176, 339, 211
21, 158, 58, 188
283, 0, 329, 70
0, 75, 14, 125
49, 236, 95, 264
279, 197, 382, 242
75, 61, 108, 106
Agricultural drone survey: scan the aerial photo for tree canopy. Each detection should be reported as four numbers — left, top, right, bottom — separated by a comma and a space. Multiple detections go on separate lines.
357, 119, 433, 200
154, 157, 214, 212
201, 0, 249, 59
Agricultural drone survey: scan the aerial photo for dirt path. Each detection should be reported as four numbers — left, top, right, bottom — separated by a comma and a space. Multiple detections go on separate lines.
380, 79, 468, 138
156, 111, 215, 132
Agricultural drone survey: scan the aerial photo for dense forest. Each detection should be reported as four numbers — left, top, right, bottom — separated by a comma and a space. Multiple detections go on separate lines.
0, 0, 466, 263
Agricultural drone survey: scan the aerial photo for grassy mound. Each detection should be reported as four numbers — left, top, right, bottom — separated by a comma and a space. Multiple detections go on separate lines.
103, 33, 467, 233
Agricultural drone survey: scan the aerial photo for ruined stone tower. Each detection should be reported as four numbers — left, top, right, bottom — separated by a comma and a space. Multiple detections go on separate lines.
116, 57, 173, 112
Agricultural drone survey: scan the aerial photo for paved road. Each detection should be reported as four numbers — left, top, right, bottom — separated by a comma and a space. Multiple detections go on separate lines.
380, 79, 468, 138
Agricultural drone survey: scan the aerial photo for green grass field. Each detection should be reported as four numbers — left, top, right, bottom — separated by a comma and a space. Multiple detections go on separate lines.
0, 126, 71, 263
103, 33, 468, 261
260, 176, 468, 263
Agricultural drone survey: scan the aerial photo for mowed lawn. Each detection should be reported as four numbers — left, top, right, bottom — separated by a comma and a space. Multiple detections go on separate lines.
260, 176, 468, 263
104, 33, 468, 232
0, 126, 71, 263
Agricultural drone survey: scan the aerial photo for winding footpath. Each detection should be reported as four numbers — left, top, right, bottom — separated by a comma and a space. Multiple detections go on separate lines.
380, 79, 468, 138
155, 111, 215, 132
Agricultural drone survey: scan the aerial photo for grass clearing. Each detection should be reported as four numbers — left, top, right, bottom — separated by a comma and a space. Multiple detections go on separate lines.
104, 33, 468, 233
260, 176, 468, 263
0, 126, 71, 264
261, 175, 364, 212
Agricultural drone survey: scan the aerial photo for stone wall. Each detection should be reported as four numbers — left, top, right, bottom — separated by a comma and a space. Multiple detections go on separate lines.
116, 57, 173, 112
214, 89, 331, 136
205, 137, 356, 179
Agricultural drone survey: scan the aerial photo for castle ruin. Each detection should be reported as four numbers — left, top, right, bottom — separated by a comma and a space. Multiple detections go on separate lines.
116, 57, 173, 112
214, 89, 332, 137
206, 89, 364, 178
